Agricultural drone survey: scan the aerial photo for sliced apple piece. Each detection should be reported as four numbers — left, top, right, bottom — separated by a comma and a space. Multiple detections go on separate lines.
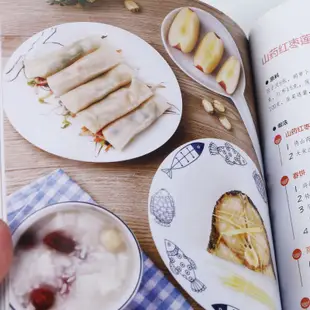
194, 32, 224, 74
168, 8, 200, 53
216, 56, 241, 95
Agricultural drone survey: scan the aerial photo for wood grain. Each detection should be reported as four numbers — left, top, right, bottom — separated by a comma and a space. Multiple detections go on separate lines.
1, 0, 259, 308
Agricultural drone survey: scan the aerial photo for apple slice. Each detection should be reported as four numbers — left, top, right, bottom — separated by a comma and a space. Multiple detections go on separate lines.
168, 8, 200, 53
216, 56, 241, 95
194, 32, 224, 74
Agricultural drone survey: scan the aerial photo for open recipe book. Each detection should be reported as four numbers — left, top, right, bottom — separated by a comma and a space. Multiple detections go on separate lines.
157, 0, 310, 309
2, 0, 310, 310
193, 0, 310, 309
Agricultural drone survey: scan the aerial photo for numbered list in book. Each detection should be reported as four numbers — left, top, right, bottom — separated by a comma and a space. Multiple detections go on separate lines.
252, 29, 310, 309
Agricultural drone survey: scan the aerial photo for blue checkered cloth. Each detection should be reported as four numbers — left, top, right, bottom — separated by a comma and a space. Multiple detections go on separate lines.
7, 169, 192, 310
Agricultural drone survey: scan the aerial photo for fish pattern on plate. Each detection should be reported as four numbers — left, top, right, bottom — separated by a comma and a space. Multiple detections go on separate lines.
212, 304, 240, 310
165, 239, 206, 293
209, 142, 247, 166
161, 142, 204, 179
253, 170, 268, 204
150, 189, 175, 227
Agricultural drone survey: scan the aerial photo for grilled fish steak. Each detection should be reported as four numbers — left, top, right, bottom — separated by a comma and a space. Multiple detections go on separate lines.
207, 191, 275, 278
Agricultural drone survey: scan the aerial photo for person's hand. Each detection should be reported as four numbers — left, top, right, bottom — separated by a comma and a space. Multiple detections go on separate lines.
0, 220, 13, 282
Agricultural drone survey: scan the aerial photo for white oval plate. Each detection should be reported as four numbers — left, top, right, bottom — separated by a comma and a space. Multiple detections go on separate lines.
161, 8, 264, 171
161, 7, 246, 99
3, 22, 182, 162
148, 138, 281, 310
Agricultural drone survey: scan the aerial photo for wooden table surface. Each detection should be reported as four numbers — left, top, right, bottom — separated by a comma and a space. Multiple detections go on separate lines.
1, 0, 259, 308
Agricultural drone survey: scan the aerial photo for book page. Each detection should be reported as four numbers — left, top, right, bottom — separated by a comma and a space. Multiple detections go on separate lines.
250, 0, 310, 308
199, 0, 285, 36
0, 35, 9, 310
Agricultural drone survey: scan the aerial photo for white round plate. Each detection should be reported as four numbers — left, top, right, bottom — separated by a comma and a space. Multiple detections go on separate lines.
148, 138, 281, 310
3, 22, 182, 162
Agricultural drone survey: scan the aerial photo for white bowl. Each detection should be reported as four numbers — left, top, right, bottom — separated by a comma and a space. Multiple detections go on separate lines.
10, 201, 143, 310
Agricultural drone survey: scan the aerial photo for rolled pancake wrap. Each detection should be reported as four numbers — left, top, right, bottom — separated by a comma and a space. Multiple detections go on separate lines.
25, 36, 103, 79
60, 64, 134, 114
47, 44, 121, 97
103, 94, 169, 150
78, 79, 153, 134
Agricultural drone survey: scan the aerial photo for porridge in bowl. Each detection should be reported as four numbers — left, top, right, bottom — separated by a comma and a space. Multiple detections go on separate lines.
10, 205, 142, 310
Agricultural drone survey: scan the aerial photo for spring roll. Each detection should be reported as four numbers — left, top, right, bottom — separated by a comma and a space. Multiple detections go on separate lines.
47, 44, 121, 97
78, 79, 153, 134
60, 64, 134, 114
103, 94, 169, 150
25, 36, 103, 79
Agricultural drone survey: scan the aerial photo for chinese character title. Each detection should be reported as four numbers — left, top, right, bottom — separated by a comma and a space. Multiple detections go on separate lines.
262, 34, 310, 65
286, 123, 310, 138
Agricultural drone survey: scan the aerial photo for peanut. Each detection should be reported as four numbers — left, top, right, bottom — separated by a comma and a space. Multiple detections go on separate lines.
213, 99, 226, 113
202, 98, 214, 114
219, 116, 232, 131
124, 0, 140, 12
